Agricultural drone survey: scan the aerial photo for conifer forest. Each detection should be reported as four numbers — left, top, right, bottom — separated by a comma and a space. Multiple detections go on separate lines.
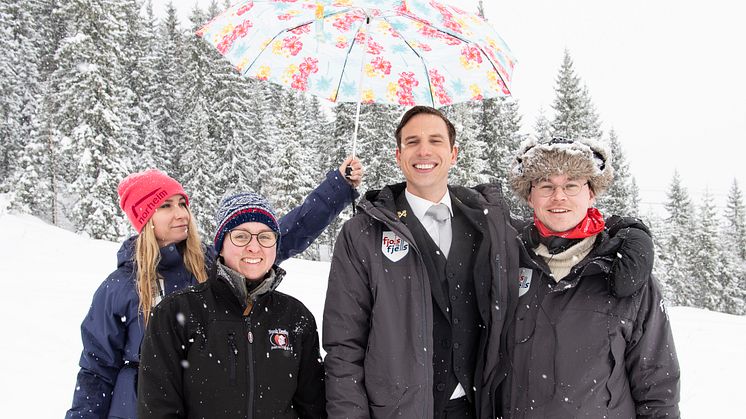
1, 0, 744, 314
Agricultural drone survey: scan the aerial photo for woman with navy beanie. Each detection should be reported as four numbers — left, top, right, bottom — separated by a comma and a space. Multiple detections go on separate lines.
67, 158, 362, 419
138, 192, 325, 418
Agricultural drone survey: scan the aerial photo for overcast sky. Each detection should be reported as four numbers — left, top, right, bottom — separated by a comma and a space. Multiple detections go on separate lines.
154, 0, 746, 215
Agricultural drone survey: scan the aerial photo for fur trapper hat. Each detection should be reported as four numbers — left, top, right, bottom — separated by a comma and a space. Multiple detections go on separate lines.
509, 137, 614, 202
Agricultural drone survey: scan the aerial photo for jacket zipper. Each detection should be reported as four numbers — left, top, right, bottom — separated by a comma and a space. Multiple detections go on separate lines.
245, 315, 255, 419
228, 332, 238, 386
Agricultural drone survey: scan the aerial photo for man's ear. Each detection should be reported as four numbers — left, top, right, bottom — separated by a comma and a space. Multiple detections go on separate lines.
589, 188, 596, 207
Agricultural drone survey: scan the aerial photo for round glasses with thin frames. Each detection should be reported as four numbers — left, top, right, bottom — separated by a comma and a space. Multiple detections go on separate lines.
531, 181, 589, 197
228, 229, 278, 248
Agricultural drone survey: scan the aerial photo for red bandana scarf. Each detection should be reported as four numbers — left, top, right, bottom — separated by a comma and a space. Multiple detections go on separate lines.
534, 207, 605, 239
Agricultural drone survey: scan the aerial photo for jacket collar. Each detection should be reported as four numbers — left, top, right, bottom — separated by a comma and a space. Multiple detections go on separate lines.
215, 261, 286, 312
158, 242, 184, 271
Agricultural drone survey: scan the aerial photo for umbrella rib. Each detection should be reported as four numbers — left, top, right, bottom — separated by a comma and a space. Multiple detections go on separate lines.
381, 16, 435, 107
241, 8, 355, 77
333, 11, 369, 102
392, 13, 513, 98
474, 44, 512, 96
394, 12, 473, 45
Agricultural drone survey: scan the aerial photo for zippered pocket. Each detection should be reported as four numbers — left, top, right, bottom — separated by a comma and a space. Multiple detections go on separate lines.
227, 332, 238, 386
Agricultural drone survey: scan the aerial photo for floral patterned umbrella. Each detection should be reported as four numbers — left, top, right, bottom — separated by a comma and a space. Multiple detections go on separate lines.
197, 0, 517, 151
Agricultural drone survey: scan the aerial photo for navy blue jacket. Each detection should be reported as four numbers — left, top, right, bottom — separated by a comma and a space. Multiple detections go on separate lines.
67, 170, 356, 419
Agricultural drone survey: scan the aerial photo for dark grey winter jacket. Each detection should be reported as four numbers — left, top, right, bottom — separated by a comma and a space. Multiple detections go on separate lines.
323, 183, 519, 419
503, 216, 680, 418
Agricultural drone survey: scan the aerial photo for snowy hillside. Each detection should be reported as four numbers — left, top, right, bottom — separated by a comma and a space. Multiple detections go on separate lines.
0, 212, 743, 417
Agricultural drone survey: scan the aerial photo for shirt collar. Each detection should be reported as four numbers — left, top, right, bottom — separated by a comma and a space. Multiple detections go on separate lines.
405, 188, 453, 222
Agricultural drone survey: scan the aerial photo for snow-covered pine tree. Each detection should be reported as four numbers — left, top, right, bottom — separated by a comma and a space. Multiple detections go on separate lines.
300, 94, 331, 182
629, 177, 641, 218
211, 82, 255, 201
659, 171, 697, 306
550, 50, 603, 141
243, 82, 283, 197
646, 209, 675, 301
444, 102, 487, 187
118, 0, 161, 171
49, 0, 131, 240
10, 96, 59, 223
266, 90, 314, 216
577, 85, 603, 140
533, 107, 552, 142
184, 1, 218, 129
597, 128, 637, 217
358, 104, 401, 189
724, 179, 746, 261
293, 93, 334, 260
689, 190, 727, 311
33, 0, 67, 79
180, 96, 218, 237
721, 179, 746, 314
294, 91, 317, 192
151, 1, 186, 177
478, 96, 528, 217
0, 0, 41, 191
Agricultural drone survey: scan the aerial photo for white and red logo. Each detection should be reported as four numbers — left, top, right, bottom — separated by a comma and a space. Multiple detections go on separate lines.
382, 231, 409, 262
518, 268, 533, 297
268, 328, 291, 351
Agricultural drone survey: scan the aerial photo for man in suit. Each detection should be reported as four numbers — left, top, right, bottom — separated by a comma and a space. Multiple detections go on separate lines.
323, 106, 518, 419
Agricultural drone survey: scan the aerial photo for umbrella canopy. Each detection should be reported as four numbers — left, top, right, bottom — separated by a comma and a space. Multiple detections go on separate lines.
197, 0, 516, 108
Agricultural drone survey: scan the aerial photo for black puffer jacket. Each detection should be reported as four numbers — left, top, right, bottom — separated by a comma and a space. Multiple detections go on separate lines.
502, 216, 680, 418
138, 263, 325, 419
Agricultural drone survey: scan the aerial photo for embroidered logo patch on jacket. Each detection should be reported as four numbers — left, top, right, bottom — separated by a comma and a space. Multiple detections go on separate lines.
382, 231, 409, 262
518, 268, 533, 297
269, 328, 291, 351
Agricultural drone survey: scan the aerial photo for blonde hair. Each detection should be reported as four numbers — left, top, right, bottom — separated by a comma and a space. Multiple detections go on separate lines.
135, 208, 207, 324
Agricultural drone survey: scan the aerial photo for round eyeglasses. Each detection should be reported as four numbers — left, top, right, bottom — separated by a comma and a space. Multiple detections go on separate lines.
228, 229, 278, 248
531, 181, 589, 197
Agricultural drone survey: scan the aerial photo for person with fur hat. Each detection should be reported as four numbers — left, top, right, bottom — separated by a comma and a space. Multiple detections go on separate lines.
138, 192, 325, 419
501, 137, 680, 418
67, 158, 362, 419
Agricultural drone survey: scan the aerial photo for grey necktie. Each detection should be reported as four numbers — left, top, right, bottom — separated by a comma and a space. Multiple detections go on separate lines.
426, 203, 451, 258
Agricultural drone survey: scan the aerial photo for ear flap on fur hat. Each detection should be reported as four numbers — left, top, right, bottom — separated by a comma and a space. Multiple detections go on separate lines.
509, 137, 614, 202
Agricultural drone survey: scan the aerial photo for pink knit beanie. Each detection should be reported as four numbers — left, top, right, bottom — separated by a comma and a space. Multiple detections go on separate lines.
117, 169, 189, 232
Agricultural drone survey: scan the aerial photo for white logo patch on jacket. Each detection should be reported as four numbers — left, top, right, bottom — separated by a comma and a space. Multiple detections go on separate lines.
382, 231, 409, 262
518, 268, 533, 297
269, 328, 291, 351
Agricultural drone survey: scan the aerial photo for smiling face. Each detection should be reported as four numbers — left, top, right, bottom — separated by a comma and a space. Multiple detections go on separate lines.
219, 222, 277, 282
150, 194, 190, 247
395, 113, 457, 202
528, 175, 595, 233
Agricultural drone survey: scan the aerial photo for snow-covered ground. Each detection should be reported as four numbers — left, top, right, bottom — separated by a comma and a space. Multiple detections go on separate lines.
0, 212, 743, 417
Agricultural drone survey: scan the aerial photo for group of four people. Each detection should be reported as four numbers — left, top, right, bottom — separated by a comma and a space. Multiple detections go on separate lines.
67, 106, 679, 419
